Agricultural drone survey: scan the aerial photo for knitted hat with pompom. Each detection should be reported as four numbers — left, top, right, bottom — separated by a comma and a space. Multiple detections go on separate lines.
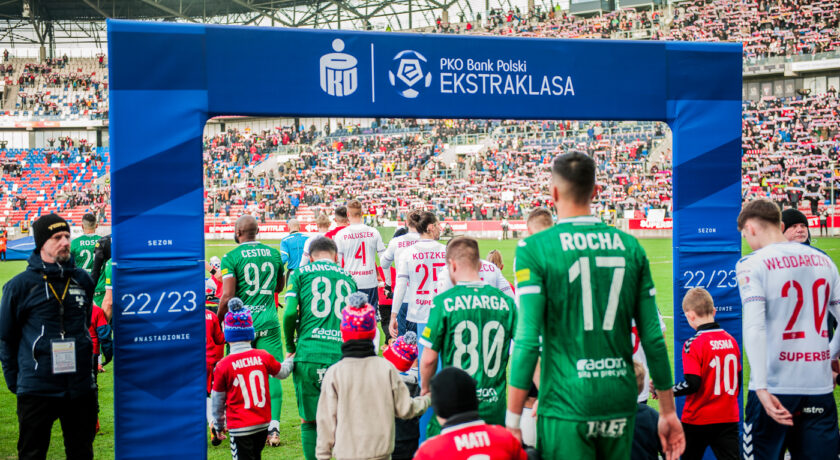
340, 292, 377, 342
383, 331, 419, 372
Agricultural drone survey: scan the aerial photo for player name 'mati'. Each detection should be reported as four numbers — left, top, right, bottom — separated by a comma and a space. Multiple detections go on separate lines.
443, 294, 512, 313
762, 254, 832, 270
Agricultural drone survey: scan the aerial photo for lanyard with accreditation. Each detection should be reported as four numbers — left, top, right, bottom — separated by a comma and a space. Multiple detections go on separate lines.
44, 274, 77, 374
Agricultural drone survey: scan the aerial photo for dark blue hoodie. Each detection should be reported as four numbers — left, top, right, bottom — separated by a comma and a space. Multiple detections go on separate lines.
0, 251, 96, 397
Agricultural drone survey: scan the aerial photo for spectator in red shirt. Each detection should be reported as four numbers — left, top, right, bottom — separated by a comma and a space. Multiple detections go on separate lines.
414, 367, 527, 460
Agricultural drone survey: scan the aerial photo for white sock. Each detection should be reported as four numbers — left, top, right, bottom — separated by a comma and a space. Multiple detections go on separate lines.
269, 420, 280, 432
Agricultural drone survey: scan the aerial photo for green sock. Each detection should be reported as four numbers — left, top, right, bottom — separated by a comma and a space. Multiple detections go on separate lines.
301, 422, 317, 460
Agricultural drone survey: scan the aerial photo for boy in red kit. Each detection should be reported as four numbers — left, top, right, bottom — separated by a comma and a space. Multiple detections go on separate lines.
673, 288, 740, 460
89, 304, 111, 434
414, 367, 527, 460
212, 298, 294, 460
206, 305, 226, 445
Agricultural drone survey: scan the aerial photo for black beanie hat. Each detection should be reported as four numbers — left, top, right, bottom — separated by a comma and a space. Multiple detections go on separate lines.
33, 214, 69, 252
781, 208, 808, 230
430, 367, 478, 419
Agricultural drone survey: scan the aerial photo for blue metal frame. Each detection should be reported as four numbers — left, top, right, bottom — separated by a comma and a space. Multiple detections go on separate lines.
108, 20, 742, 459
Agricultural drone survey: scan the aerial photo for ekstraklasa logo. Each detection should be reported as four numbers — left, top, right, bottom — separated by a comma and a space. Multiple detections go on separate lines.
388, 50, 432, 99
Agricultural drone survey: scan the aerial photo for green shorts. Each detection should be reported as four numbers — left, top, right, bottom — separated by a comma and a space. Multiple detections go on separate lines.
293, 361, 332, 422
251, 327, 284, 359
538, 414, 635, 460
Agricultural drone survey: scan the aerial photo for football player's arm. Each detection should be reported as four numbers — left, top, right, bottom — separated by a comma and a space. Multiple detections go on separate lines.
635, 254, 671, 391
737, 259, 769, 390
828, 262, 840, 360
102, 286, 113, 321
300, 238, 311, 267
273, 250, 285, 293
418, 300, 444, 395
280, 238, 290, 265
673, 335, 702, 397
283, 273, 299, 354
0, 282, 20, 393
390, 273, 409, 336
217, 276, 237, 323
380, 241, 396, 285
508, 243, 544, 426
210, 367, 227, 429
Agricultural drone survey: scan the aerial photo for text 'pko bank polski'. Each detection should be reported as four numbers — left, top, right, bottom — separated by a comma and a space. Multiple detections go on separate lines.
439, 57, 575, 96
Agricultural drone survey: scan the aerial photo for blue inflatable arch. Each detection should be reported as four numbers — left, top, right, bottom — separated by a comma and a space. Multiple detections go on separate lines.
108, 20, 742, 459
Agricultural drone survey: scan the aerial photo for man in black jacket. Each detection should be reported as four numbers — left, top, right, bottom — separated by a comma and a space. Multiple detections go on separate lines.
0, 214, 98, 460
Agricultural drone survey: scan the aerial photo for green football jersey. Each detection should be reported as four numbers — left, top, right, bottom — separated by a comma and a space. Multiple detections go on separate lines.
221, 241, 285, 331
71, 234, 100, 273
284, 260, 357, 364
510, 216, 671, 421
420, 282, 517, 425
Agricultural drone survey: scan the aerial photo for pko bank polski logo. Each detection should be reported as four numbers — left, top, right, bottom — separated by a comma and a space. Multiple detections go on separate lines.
320, 39, 358, 97
388, 50, 433, 99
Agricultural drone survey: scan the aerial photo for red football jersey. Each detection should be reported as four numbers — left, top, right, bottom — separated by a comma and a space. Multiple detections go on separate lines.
205, 309, 225, 365
212, 349, 281, 430
414, 420, 528, 460
681, 326, 741, 424
89, 305, 108, 355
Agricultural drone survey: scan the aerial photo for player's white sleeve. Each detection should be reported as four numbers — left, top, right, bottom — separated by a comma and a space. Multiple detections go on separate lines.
380, 240, 397, 285
211, 390, 226, 429
376, 231, 386, 254
737, 258, 769, 390
300, 237, 312, 267
828, 262, 840, 359
392, 274, 409, 312
392, 255, 410, 309
492, 268, 513, 296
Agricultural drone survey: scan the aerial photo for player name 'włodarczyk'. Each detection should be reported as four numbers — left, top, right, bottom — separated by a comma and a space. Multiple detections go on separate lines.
439, 58, 575, 96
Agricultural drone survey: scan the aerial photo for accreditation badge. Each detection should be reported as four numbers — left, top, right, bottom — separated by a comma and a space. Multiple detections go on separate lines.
51, 338, 77, 374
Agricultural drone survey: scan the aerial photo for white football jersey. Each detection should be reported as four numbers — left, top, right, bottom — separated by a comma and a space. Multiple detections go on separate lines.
736, 242, 840, 395
335, 224, 386, 289
436, 259, 514, 297
380, 231, 420, 285
632, 314, 666, 402
397, 239, 447, 323
299, 232, 325, 267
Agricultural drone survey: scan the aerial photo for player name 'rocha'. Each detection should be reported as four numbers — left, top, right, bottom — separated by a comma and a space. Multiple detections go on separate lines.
560, 232, 626, 252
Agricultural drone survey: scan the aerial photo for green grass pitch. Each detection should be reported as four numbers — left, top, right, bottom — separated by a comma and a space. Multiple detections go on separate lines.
1, 232, 839, 459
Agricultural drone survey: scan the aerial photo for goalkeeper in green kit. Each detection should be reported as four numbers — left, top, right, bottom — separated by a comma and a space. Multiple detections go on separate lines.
217, 215, 287, 447
419, 236, 517, 438
506, 152, 685, 460
283, 237, 357, 460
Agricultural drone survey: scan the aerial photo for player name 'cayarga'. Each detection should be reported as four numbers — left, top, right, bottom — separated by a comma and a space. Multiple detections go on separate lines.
762, 254, 832, 270
231, 355, 265, 370
443, 294, 512, 313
